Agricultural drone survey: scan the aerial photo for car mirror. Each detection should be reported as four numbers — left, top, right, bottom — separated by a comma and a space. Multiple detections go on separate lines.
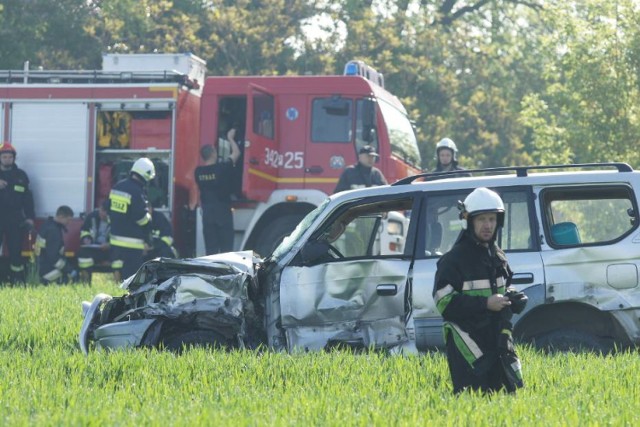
300, 240, 331, 265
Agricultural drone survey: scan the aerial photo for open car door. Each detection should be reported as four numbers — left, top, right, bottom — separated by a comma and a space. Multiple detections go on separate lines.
278, 194, 420, 351
242, 84, 278, 201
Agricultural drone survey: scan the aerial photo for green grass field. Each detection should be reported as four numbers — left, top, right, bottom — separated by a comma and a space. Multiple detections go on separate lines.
1, 277, 639, 426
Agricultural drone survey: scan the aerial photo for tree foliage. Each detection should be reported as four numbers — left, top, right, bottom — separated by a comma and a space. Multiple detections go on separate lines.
1, 0, 638, 169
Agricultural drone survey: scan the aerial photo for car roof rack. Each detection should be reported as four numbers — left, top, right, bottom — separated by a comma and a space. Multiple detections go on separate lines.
392, 162, 634, 186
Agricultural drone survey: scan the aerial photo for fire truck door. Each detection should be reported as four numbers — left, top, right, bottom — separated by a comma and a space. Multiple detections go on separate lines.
10, 102, 89, 217
243, 84, 277, 202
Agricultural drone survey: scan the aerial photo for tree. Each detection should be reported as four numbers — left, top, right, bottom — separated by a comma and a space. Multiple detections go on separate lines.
519, 0, 640, 166
0, 0, 101, 69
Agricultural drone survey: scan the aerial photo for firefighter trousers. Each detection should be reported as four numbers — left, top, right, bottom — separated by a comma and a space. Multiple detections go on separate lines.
0, 216, 26, 283
110, 246, 144, 279
445, 334, 510, 394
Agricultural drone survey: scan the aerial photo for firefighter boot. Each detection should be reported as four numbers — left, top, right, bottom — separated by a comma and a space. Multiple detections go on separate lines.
9, 264, 26, 285
79, 269, 92, 285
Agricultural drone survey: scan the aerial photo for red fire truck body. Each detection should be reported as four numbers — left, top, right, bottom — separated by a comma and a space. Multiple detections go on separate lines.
198, 69, 422, 256
0, 55, 422, 269
0, 55, 204, 262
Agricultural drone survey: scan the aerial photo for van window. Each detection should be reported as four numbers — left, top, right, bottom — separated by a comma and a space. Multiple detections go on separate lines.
311, 97, 353, 143
542, 186, 637, 247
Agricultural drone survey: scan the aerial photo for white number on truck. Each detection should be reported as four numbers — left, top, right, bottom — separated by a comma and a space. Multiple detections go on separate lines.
264, 148, 304, 169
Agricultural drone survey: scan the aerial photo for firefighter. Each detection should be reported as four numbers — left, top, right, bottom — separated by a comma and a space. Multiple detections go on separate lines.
0, 141, 35, 284
144, 205, 178, 261
194, 133, 241, 255
333, 145, 387, 194
77, 200, 111, 283
431, 138, 470, 177
108, 157, 155, 282
433, 187, 526, 394
35, 205, 75, 284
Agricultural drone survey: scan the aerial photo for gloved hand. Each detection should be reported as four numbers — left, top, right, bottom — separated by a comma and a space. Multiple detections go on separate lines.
505, 288, 528, 314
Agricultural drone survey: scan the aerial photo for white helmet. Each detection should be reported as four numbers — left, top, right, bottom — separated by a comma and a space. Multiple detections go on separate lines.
131, 157, 156, 182
459, 187, 504, 229
435, 137, 458, 161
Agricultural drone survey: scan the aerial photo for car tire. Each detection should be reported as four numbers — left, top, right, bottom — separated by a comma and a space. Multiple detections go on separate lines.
533, 328, 613, 353
162, 330, 230, 353
253, 214, 305, 258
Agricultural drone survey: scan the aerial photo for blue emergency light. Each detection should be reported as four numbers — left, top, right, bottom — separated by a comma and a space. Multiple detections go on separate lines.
343, 60, 385, 88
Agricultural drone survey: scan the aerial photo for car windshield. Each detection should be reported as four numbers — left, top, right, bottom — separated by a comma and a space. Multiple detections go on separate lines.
269, 198, 332, 262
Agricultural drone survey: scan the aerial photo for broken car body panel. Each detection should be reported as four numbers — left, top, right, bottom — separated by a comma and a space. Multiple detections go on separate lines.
81, 164, 640, 353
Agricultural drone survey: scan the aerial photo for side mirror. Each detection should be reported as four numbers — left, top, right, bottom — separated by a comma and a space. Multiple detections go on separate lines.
300, 240, 331, 265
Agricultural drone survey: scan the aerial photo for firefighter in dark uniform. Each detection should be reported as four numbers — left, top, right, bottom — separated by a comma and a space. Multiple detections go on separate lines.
429, 138, 471, 178
433, 187, 527, 394
35, 205, 74, 284
0, 141, 35, 284
194, 130, 241, 255
77, 200, 111, 283
333, 145, 387, 194
144, 206, 178, 261
108, 157, 155, 281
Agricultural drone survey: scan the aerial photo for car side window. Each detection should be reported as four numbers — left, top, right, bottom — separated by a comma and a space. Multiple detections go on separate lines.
299, 197, 414, 265
423, 192, 467, 256
542, 185, 637, 247
499, 190, 534, 251
423, 189, 533, 256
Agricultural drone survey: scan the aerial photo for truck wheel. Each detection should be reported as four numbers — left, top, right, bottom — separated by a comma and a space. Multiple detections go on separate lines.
533, 328, 613, 353
162, 330, 230, 353
254, 214, 305, 258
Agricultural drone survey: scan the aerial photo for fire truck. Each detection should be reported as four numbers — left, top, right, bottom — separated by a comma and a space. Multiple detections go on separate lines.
0, 53, 204, 266
198, 60, 422, 256
0, 54, 422, 267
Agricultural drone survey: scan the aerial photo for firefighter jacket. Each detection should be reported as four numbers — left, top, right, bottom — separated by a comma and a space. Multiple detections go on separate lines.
0, 163, 35, 221
333, 163, 387, 194
433, 231, 523, 391
80, 209, 110, 245
430, 162, 471, 179
108, 177, 151, 250
35, 217, 67, 282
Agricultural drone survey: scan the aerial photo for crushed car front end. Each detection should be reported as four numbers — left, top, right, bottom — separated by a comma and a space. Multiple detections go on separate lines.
79, 251, 264, 354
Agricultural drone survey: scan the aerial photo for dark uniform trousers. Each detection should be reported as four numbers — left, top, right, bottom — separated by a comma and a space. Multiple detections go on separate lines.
433, 232, 522, 394
36, 218, 70, 284
0, 164, 35, 284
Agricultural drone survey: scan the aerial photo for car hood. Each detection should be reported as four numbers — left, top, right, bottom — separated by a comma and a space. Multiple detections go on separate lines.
121, 251, 261, 292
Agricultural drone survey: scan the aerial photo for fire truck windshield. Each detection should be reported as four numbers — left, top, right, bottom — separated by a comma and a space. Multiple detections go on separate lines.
378, 99, 421, 167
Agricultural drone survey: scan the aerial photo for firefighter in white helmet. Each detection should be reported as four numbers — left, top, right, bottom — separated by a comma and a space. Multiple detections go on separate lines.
107, 157, 155, 281
433, 187, 527, 394
432, 137, 470, 177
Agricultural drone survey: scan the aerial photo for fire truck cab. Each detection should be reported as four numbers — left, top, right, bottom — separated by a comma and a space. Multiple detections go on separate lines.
198, 61, 422, 257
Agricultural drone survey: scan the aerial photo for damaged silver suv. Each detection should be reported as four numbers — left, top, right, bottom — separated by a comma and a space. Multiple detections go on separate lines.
80, 163, 640, 354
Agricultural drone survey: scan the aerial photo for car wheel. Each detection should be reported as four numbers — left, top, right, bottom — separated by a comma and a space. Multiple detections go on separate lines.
533, 328, 613, 353
254, 214, 305, 258
162, 330, 230, 353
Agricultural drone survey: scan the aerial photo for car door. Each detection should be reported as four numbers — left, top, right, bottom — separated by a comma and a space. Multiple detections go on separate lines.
409, 187, 544, 351
278, 194, 419, 352
537, 184, 639, 309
